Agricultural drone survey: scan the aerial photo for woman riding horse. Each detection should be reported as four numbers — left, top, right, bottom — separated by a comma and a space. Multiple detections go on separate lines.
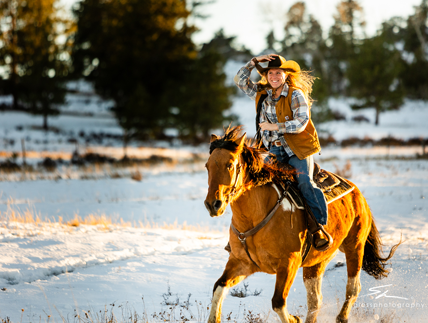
234, 54, 331, 251
204, 127, 399, 323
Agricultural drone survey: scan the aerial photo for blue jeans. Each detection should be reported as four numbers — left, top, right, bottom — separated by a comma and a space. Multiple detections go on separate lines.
267, 145, 328, 225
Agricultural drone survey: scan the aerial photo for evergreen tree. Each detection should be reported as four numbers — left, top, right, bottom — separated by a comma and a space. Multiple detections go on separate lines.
279, 2, 331, 123
73, 0, 237, 144
333, 0, 366, 47
347, 35, 404, 125
266, 30, 276, 50
0, 0, 20, 109
379, 2, 428, 99
327, 0, 366, 95
0, 0, 72, 129
282, 2, 310, 57
199, 29, 252, 61
402, 0, 428, 98
171, 48, 236, 142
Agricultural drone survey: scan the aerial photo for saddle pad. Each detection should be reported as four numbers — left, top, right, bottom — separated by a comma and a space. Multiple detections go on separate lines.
314, 169, 341, 192
279, 173, 355, 210
322, 175, 354, 204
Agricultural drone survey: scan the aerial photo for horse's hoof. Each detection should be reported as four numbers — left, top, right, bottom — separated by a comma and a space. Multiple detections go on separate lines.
336, 316, 348, 323
292, 315, 302, 323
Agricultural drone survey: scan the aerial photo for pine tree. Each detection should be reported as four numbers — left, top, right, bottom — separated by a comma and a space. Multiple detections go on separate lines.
266, 30, 276, 50
171, 48, 236, 142
199, 29, 252, 61
347, 35, 404, 125
334, 0, 366, 47
282, 2, 311, 57
327, 0, 366, 95
0, 0, 20, 109
72, 0, 196, 143
0, 0, 72, 129
72, 0, 236, 144
402, 0, 428, 98
279, 2, 331, 122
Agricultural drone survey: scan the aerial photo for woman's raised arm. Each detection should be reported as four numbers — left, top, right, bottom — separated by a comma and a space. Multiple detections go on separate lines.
233, 54, 278, 101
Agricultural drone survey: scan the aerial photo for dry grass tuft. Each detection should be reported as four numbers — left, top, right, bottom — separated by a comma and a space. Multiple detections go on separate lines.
333, 160, 352, 178
1, 206, 224, 234
131, 170, 143, 181
4, 208, 43, 224
66, 214, 117, 228
0, 205, 133, 231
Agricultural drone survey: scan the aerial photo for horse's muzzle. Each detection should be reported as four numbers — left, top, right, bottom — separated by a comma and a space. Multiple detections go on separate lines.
204, 199, 223, 217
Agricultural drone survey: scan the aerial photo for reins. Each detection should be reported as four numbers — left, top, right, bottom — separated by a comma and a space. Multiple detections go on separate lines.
254, 94, 268, 149
209, 131, 311, 268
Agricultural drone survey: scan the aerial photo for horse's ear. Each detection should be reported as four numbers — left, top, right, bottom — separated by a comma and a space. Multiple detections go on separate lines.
234, 133, 247, 148
210, 134, 220, 143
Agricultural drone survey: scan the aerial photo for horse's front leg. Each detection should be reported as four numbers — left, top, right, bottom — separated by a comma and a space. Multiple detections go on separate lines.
272, 253, 302, 323
208, 255, 257, 323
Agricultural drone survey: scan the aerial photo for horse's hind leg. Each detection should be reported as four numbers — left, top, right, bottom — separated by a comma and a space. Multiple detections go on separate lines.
336, 222, 369, 323
208, 256, 256, 323
303, 252, 337, 323
336, 263, 362, 323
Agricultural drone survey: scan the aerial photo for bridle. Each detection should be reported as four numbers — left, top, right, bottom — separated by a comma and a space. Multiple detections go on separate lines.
210, 144, 311, 269
226, 157, 243, 202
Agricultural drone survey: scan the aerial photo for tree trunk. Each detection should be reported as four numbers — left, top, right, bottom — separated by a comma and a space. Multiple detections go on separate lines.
411, 15, 428, 62
123, 130, 128, 159
10, 2, 19, 110
43, 113, 48, 130
375, 107, 380, 126
348, 0, 355, 48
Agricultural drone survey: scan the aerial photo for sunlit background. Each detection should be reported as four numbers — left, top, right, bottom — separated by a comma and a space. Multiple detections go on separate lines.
62, 0, 425, 54
1, 0, 428, 143
1, 1, 428, 322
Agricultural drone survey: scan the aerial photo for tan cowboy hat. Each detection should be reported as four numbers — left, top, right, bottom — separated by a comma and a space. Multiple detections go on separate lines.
255, 55, 300, 74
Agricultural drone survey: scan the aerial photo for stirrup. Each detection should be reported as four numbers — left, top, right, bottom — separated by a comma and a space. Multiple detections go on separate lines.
310, 227, 333, 252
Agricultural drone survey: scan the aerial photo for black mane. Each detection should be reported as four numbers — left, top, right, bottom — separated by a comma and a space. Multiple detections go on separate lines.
209, 126, 295, 188
209, 126, 242, 154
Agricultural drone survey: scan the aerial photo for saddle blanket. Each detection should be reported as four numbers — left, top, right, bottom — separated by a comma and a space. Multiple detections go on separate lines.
277, 165, 355, 210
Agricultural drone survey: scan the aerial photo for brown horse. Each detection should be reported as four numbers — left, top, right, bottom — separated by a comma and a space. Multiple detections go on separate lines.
204, 126, 399, 323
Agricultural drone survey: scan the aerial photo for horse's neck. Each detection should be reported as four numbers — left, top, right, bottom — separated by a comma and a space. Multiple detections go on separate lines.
231, 184, 277, 232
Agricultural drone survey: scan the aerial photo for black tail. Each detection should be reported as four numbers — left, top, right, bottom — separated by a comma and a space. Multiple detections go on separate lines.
362, 220, 401, 280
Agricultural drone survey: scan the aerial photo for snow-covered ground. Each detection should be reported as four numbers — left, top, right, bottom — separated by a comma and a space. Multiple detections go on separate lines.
230, 94, 428, 141
1, 156, 427, 322
1, 79, 428, 322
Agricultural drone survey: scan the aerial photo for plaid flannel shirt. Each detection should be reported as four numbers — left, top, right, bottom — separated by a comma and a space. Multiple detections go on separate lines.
234, 61, 310, 157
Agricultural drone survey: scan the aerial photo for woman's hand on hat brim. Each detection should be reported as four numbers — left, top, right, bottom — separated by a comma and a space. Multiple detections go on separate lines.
251, 54, 278, 65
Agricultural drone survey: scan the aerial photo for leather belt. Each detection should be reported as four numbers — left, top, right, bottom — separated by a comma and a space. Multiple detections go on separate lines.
272, 139, 282, 147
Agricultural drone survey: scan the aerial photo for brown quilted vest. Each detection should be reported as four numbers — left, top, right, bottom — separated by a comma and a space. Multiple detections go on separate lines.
255, 86, 321, 160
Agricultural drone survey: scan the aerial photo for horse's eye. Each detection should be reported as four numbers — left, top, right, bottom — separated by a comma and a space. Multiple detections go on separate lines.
227, 164, 233, 170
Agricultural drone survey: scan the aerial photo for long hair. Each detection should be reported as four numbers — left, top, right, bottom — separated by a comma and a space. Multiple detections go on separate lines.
257, 68, 317, 106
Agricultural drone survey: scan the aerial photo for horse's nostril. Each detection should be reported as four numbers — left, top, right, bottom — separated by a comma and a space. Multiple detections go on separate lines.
204, 200, 211, 211
213, 200, 222, 211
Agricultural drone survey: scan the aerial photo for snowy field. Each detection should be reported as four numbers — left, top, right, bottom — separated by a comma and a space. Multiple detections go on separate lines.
1, 156, 427, 323
1, 82, 428, 322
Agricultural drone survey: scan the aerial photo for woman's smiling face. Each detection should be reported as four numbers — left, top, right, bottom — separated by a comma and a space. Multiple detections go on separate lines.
267, 69, 288, 89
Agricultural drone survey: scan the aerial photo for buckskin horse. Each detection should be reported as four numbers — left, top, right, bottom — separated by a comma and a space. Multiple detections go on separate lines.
204, 126, 399, 323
